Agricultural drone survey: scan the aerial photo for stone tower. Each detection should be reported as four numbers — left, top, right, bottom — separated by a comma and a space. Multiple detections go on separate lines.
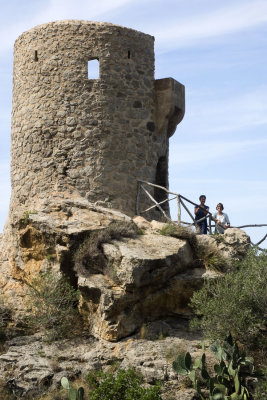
10, 20, 184, 218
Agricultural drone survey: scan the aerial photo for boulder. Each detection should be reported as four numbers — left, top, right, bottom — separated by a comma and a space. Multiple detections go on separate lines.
196, 228, 250, 268
77, 233, 204, 340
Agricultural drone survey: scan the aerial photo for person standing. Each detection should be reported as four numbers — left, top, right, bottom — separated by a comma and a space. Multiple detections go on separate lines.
194, 195, 209, 234
213, 203, 230, 234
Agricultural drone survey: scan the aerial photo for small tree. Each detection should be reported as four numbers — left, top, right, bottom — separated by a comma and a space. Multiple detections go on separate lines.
26, 272, 81, 341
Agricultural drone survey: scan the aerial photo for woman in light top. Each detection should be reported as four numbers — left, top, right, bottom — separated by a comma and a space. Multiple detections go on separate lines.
213, 203, 230, 234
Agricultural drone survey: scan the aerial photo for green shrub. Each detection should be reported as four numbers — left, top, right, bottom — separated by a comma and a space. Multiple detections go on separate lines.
26, 272, 81, 341
0, 380, 16, 400
190, 248, 267, 347
87, 368, 162, 400
74, 220, 139, 276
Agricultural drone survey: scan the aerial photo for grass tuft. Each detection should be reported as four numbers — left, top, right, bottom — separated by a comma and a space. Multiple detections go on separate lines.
74, 220, 139, 278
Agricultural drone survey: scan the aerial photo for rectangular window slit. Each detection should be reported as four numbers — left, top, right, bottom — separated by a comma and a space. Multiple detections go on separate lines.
88, 59, 99, 79
128, 50, 131, 59
34, 50, 38, 62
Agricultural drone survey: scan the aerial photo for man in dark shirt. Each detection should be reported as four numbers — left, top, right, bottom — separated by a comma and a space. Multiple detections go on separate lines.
194, 195, 209, 234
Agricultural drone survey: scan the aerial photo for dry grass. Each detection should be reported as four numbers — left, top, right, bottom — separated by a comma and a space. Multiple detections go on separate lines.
159, 223, 198, 256
74, 220, 140, 277
196, 244, 227, 272
165, 340, 187, 362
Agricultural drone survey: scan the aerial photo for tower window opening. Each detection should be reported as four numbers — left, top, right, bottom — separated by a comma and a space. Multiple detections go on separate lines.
34, 50, 38, 62
88, 59, 99, 79
128, 50, 131, 59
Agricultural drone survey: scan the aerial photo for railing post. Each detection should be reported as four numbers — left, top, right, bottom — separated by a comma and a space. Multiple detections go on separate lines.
136, 181, 141, 215
177, 195, 181, 224
209, 215, 212, 234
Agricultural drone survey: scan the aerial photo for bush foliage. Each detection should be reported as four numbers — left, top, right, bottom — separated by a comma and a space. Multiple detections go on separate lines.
190, 248, 267, 348
26, 272, 81, 341
87, 368, 162, 400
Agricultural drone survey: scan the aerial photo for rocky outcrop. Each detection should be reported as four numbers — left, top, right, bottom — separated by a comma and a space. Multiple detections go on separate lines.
0, 319, 203, 399
0, 200, 205, 341
78, 232, 202, 341
0, 201, 252, 399
0, 201, 250, 343
196, 227, 251, 267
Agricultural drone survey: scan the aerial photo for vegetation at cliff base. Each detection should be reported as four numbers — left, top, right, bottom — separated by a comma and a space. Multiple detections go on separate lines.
60, 369, 162, 400
0, 296, 12, 343
87, 368, 162, 400
26, 272, 81, 341
190, 248, 267, 349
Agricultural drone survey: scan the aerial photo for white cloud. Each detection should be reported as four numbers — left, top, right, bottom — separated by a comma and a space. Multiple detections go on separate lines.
155, 0, 267, 51
1, 0, 267, 55
36, 0, 135, 22
0, 0, 136, 54
170, 138, 267, 166
183, 86, 267, 136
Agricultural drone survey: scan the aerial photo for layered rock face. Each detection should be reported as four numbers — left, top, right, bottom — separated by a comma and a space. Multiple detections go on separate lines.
0, 200, 250, 342
78, 230, 198, 341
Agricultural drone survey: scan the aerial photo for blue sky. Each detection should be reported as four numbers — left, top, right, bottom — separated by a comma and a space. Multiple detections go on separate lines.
0, 0, 266, 247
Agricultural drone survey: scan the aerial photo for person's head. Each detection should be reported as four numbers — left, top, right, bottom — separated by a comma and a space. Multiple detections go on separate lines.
199, 195, 206, 203
216, 203, 224, 211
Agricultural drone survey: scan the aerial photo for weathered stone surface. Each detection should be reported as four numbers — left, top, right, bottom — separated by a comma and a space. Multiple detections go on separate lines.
0, 201, 251, 342
0, 200, 131, 314
77, 233, 204, 341
0, 204, 252, 398
0, 19, 253, 400
9, 20, 185, 222
0, 200, 207, 341
196, 227, 250, 267
0, 320, 204, 399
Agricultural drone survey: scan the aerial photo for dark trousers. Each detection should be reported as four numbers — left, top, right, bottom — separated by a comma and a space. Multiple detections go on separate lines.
198, 222, 208, 234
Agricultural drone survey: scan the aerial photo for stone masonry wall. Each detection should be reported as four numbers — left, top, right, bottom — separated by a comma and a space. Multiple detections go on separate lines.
10, 20, 184, 220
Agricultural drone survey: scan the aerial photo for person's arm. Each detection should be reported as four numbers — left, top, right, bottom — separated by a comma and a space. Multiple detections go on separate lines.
224, 214, 230, 229
194, 206, 199, 215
